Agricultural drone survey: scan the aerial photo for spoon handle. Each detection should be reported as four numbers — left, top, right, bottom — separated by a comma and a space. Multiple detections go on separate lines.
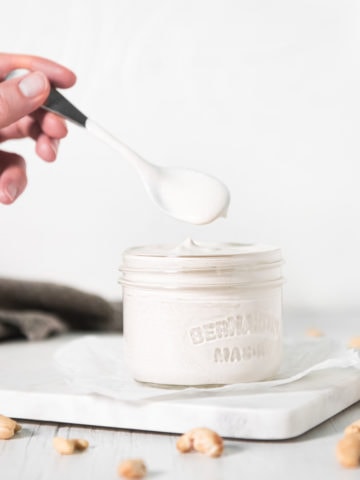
5, 69, 87, 127
44, 88, 88, 127
6, 69, 152, 173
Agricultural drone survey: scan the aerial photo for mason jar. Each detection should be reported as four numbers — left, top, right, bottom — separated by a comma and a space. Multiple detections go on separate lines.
120, 240, 284, 386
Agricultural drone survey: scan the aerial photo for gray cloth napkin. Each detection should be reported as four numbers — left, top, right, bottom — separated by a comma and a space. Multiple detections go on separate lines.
0, 278, 123, 341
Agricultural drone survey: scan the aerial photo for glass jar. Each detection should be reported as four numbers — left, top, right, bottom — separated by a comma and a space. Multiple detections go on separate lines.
120, 240, 284, 386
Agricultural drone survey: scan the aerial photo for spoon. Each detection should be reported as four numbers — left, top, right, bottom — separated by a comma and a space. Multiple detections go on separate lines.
7, 69, 230, 224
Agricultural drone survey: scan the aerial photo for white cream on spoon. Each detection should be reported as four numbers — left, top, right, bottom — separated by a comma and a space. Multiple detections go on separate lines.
6, 69, 230, 225
86, 120, 230, 225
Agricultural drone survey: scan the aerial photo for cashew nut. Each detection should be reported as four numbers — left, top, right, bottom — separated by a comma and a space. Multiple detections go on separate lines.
0, 414, 21, 440
348, 336, 360, 349
306, 328, 324, 338
336, 433, 360, 468
53, 436, 89, 455
344, 420, 360, 436
176, 427, 224, 457
118, 458, 147, 479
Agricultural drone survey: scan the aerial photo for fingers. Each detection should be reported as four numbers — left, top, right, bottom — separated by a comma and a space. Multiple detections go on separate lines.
35, 134, 59, 162
0, 54, 75, 205
0, 112, 66, 162
0, 111, 67, 142
0, 72, 50, 129
0, 115, 39, 142
33, 110, 68, 139
0, 53, 76, 88
0, 52, 76, 132
0, 150, 27, 204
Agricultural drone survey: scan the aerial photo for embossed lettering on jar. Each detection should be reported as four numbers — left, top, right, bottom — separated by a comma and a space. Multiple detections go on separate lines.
120, 240, 284, 386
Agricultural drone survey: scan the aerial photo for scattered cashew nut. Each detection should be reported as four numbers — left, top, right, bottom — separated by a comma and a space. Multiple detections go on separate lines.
348, 336, 360, 349
176, 427, 224, 457
53, 437, 89, 455
306, 328, 324, 338
118, 458, 147, 479
344, 420, 360, 436
0, 414, 21, 440
336, 433, 360, 468
336, 419, 360, 468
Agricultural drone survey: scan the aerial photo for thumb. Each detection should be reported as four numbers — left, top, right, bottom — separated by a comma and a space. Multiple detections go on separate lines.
0, 72, 50, 129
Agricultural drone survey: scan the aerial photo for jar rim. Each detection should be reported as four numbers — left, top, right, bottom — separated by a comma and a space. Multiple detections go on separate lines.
121, 242, 282, 272
123, 241, 280, 259
119, 277, 284, 290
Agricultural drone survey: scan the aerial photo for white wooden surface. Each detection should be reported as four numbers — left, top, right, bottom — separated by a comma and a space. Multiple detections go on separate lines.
2, 311, 360, 479
2, 404, 360, 480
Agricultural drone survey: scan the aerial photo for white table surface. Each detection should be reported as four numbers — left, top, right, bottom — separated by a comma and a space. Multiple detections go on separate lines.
2, 310, 360, 480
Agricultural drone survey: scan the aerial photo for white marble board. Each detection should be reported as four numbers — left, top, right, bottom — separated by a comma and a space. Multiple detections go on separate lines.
0, 334, 359, 440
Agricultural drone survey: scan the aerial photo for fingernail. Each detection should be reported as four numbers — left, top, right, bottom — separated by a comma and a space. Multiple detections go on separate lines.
50, 138, 59, 156
5, 183, 18, 201
18, 72, 47, 97
0, 191, 7, 204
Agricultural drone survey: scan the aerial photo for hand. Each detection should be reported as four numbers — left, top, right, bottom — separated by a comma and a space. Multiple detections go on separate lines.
0, 53, 76, 204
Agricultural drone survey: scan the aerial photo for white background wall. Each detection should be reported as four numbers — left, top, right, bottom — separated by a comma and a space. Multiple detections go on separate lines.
0, 0, 359, 312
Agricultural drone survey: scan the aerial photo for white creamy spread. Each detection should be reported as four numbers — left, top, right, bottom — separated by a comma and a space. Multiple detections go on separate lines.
170, 238, 257, 256
125, 238, 281, 259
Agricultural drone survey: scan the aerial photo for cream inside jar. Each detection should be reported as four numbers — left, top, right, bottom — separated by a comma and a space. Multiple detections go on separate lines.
120, 239, 284, 386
